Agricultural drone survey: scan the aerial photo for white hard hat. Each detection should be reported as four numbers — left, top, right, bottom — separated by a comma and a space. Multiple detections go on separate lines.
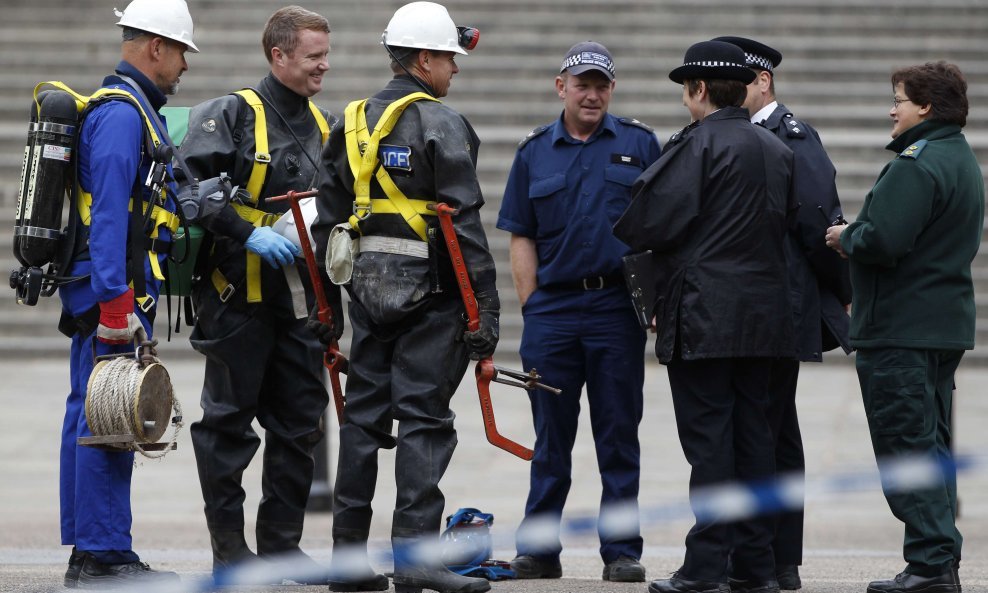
382, 1, 466, 56
115, 0, 199, 53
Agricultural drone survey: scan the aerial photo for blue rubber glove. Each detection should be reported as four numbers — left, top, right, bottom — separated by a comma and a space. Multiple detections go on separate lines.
245, 226, 301, 268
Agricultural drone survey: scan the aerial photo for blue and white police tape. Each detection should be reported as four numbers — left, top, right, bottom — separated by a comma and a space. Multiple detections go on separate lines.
95, 450, 983, 592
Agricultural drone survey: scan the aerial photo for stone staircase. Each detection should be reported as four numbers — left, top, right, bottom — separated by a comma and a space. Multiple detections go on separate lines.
1, 0, 987, 361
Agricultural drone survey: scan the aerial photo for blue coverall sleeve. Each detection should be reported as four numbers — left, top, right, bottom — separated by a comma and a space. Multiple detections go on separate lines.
84, 102, 144, 303
496, 149, 536, 238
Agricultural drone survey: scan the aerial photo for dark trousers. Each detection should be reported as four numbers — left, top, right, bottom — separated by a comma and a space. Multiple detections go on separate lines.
189, 286, 328, 552
766, 358, 804, 566
856, 347, 963, 576
666, 356, 777, 583
332, 296, 470, 541
516, 303, 646, 563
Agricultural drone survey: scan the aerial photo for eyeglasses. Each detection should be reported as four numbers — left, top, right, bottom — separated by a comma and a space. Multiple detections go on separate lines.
892, 97, 913, 108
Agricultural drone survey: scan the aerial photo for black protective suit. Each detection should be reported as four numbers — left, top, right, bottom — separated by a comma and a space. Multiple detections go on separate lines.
312, 76, 499, 546
178, 73, 334, 562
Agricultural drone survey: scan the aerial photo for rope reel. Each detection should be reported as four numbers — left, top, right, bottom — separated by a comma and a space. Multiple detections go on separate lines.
82, 338, 183, 459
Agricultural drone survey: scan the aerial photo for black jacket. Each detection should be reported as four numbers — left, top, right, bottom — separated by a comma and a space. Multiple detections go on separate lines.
312, 76, 497, 325
762, 104, 851, 361
614, 107, 797, 363
179, 73, 334, 309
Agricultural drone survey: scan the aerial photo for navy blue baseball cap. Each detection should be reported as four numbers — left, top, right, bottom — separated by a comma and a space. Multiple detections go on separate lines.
560, 41, 615, 80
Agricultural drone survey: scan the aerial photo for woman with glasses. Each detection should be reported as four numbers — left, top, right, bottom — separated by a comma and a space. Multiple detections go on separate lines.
825, 62, 983, 593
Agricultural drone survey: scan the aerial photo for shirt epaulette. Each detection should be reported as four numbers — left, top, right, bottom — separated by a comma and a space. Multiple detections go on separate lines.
617, 117, 654, 133
783, 114, 806, 139
898, 139, 928, 159
667, 120, 700, 146
518, 124, 552, 149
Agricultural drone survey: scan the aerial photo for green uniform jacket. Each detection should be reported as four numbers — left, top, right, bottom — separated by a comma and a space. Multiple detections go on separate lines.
841, 120, 985, 350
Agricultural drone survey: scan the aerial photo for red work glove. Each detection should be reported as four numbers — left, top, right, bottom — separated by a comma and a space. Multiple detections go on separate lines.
96, 288, 146, 345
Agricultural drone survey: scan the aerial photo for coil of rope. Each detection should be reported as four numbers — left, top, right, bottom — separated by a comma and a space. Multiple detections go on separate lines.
85, 339, 183, 459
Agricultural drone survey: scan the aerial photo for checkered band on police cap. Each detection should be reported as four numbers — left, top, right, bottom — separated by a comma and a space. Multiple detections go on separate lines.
560, 41, 615, 80
744, 52, 774, 71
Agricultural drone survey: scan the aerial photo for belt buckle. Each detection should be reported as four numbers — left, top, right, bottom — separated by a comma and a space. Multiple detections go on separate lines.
582, 276, 604, 290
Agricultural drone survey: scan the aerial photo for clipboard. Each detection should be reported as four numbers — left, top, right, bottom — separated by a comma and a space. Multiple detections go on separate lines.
621, 250, 656, 330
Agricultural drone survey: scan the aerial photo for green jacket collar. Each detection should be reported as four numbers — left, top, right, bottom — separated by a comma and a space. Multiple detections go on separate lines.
886, 119, 961, 153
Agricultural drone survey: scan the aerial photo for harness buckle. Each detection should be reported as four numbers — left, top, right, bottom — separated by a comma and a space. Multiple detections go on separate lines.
254, 152, 271, 164
353, 203, 372, 221
218, 284, 235, 303
582, 276, 605, 290
138, 294, 156, 313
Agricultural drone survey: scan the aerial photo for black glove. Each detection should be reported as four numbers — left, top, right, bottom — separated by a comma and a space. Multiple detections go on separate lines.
306, 289, 344, 345
463, 291, 499, 360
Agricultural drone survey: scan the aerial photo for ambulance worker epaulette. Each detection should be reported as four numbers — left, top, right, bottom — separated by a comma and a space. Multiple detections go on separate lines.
617, 117, 654, 133
518, 124, 551, 149
898, 139, 928, 160
783, 114, 806, 139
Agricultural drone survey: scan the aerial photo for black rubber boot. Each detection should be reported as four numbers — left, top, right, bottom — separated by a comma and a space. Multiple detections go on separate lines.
329, 532, 389, 591
392, 566, 490, 593
208, 529, 259, 584
392, 537, 490, 593
256, 520, 331, 585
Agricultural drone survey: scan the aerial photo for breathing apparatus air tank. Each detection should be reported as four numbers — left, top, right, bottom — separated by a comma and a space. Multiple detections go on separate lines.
9, 89, 78, 305
15, 89, 77, 267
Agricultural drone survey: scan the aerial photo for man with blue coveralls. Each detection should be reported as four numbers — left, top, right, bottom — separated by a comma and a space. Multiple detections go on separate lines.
496, 41, 660, 583
55, 0, 197, 588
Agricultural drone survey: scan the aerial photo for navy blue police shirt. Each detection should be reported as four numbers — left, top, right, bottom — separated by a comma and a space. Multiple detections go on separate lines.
497, 112, 661, 315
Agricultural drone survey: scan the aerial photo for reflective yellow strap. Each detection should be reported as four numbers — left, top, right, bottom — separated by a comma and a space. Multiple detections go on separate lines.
343, 93, 440, 241
234, 89, 269, 203
211, 268, 231, 297
230, 202, 279, 303
367, 198, 436, 216
344, 99, 370, 233
77, 187, 177, 282
308, 100, 330, 145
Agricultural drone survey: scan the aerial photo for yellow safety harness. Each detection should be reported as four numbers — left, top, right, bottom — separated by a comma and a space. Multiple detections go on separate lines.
210, 88, 330, 303
35, 81, 180, 310
344, 92, 439, 242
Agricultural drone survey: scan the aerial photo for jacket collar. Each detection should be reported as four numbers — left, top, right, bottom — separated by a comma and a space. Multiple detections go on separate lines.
761, 102, 792, 129
887, 119, 961, 153
551, 111, 617, 145
703, 105, 750, 123
108, 60, 167, 111
376, 75, 437, 100
258, 72, 309, 118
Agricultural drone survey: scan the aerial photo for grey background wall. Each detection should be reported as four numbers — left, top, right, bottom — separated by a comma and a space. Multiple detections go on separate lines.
1, 0, 986, 361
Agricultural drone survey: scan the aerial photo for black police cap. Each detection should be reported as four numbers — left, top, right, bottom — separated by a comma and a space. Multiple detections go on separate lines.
712, 36, 782, 72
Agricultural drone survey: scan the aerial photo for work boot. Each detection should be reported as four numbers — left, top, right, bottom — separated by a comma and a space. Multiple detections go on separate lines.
510, 554, 562, 579
603, 556, 646, 582
64, 547, 87, 589
728, 578, 781, 593
208, 529, 260, 584
256, 519, 332, 585
76, 557, 179, 589
328, 538, 389, 591
392, 536, 489, 593
775, 565, 801, 590
392, 565, 490, 593
649, 572, 730, 593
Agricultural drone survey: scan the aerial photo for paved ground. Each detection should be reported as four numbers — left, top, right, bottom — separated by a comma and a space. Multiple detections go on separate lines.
1, 351, 986, 593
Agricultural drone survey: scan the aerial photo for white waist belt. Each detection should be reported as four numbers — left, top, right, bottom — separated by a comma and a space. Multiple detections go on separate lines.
359, 235, 429, 259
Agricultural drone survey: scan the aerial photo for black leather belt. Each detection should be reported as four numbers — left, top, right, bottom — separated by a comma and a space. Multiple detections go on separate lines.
541, 272, 624, 291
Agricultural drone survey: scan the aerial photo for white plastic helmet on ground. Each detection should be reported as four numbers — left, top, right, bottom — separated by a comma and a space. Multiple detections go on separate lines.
115, 0, 199, 53
382, 1, 466, 55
